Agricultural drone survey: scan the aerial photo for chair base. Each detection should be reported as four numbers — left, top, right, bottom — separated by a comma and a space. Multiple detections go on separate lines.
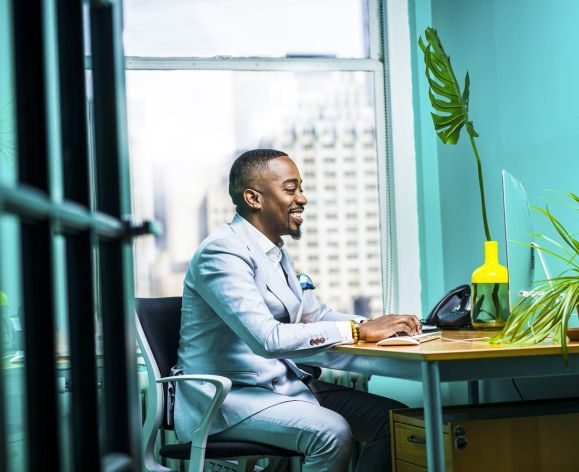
204, 458, 266, 472
206, 456, 295, 472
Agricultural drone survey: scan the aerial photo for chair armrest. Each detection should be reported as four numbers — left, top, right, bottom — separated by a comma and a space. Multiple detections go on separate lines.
157, 375, 232, 451
157, 374, 232, 391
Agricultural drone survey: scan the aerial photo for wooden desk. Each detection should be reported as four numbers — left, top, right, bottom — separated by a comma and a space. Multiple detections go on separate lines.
299, 330, 579, 472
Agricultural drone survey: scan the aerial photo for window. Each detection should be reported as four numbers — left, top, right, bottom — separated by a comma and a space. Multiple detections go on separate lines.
124, 0, 368, 58
125, 0, 393, 315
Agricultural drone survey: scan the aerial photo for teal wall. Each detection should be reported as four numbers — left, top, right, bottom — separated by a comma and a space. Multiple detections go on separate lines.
410, 0, 579, 311
376, 0, 579, 405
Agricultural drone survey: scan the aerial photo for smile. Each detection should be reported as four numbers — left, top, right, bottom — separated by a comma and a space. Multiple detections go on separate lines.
289, 209, 304, 225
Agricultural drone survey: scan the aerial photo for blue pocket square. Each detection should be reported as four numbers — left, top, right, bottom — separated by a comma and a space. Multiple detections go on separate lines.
297, 272, 316, 290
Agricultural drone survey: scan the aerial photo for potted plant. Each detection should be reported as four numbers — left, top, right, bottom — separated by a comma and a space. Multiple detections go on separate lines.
491, 193, 579, 363
419, 27, 509, 328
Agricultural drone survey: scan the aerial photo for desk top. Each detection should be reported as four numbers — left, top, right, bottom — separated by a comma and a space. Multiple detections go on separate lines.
333, 330, 579, 361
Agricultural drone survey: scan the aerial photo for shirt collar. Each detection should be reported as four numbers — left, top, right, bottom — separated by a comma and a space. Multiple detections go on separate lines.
236, 213, 284, 257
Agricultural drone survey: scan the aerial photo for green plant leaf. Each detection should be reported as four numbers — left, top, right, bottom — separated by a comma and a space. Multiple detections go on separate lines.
530, 242, 576, 267
492, 193, 579, 364
419, 28, 478, 144
532, 206, 579, 253
419, 27, 491, 241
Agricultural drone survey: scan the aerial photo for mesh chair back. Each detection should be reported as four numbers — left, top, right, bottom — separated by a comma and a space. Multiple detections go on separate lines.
136, 297, 182, 379
136, 297, 182, 429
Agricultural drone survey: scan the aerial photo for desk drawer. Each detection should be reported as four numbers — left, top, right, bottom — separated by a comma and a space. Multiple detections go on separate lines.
395, 459, 426, 472
393, 422, 451, 468
393, 423, 427, 467
391, 400, 579, 472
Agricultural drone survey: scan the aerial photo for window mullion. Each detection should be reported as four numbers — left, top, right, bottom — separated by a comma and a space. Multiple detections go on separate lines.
90, 0, 141, 467
124, 56, 384, 72
367, 0, 383, 60
375, 0, 396, 314
11, 0, 60, 468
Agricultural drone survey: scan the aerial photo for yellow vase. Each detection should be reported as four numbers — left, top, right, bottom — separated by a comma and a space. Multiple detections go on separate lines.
471, 241, 510, 330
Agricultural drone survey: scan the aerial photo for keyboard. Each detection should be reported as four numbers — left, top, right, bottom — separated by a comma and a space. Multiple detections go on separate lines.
421, 324, 439, 332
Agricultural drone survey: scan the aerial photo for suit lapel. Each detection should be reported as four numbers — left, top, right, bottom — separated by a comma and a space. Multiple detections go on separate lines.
280, 247, 304, 323
280, 248, 302, 301
229, 216, 301, 321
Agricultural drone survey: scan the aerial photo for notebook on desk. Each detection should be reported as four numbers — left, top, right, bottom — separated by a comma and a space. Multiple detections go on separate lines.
376, 331, 441, 346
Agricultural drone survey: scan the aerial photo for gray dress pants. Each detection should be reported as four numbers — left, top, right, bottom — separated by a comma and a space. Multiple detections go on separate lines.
211, 379, 407, 471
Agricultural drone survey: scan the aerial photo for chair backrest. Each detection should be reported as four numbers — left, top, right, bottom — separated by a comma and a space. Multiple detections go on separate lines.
135, 297, 181, 429
136, 297, 182, 379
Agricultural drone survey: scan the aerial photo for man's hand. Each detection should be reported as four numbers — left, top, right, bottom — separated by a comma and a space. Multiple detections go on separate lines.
359, 314, 421, 342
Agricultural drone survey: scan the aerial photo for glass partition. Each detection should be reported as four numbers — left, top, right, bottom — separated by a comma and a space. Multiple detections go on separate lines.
0, 1, 26, 469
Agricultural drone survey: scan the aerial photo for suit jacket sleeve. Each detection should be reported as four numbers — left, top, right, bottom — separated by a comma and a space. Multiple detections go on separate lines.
191, 237, 345, 359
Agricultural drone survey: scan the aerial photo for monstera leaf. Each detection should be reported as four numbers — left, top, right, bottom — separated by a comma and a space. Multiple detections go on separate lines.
419, 27, 478, 145
419, 27, 491, 241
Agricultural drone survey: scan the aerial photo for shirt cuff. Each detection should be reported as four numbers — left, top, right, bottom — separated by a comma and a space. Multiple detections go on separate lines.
336, 321, 355, 344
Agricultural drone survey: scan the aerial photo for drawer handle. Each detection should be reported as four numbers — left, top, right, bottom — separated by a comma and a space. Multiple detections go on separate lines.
407, 435, 426, 445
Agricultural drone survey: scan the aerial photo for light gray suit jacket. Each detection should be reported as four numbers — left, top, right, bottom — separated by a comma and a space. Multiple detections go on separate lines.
174, 214, 355, 441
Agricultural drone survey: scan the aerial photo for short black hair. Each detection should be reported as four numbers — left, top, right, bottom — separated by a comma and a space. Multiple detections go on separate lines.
228, 149, 288, 210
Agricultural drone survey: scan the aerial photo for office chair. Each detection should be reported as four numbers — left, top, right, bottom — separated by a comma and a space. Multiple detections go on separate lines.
135, 297, 300, 472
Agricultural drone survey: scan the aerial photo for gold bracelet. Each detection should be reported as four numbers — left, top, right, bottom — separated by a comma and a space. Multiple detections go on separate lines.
349, 320, 360, 343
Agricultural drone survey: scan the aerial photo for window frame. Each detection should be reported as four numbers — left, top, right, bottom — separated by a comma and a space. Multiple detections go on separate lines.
124, 0, 399, 313
0, 0, 143, 469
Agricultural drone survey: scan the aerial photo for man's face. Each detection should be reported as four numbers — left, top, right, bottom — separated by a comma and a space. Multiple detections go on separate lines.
252, 156, 307, 242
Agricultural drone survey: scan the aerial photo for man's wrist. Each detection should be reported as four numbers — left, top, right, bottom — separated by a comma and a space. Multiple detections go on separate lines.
359, 321, 369, 342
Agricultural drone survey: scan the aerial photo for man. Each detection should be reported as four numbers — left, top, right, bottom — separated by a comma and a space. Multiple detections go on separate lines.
174, 149, 421, 471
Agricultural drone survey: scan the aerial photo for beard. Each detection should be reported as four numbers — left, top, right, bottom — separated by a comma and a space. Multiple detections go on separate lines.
287, 213, 302, 240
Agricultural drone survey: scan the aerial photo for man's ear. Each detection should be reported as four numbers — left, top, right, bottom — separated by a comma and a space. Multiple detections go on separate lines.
243, 189, 262, 210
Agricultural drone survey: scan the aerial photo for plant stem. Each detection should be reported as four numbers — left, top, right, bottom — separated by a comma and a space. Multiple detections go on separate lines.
491, 283, 504, 322
469, 134, 492, 241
